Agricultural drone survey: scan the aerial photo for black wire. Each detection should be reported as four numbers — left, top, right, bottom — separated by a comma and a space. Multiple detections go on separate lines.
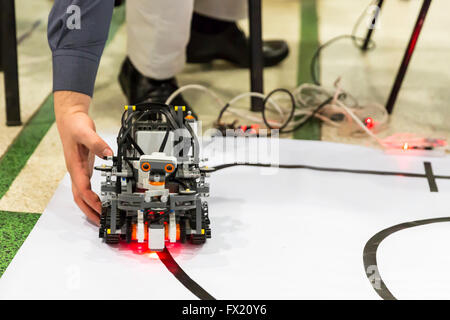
124, 158, 134, 170
159, 128, 171, 152
216, 89, 296, 134
216, 103, 231, 125
118, 110, 150, 145
281, 96, 333, 134
213, 0, 379, 135
168, 178, 189, 189
185, 121, 200, 161
262, 88, 296, 131
310, 0, 378, 85
127, 135, 145, 156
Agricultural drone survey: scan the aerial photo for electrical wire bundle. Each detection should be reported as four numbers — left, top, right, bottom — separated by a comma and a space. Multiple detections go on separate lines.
164, 0, 387, 134
165, 0, 446, 153
165, 80, 388, 136
166, 81, 448, 152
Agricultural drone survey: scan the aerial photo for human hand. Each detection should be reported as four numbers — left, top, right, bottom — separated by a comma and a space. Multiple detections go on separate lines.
54, 91, 113, 225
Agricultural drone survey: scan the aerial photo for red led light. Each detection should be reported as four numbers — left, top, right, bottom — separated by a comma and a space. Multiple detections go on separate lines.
364, 117, 374, 129
402, 143, 409, 151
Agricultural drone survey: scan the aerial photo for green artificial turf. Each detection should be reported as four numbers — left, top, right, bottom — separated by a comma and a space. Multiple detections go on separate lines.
294, 0, 321, 140
0, 96, 55, 199
0, 211, 41, 277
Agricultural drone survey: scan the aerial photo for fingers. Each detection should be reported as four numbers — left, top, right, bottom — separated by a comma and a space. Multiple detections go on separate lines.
70, 169, 102, 214
73, 191, 100, 226
82, 188, 102, 215
77, 126, 113, 159
54, 103, 107, 227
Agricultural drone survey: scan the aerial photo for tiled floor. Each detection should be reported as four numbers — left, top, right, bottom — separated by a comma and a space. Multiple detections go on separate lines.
320, 0, 450, 147
0, 0, 53, 157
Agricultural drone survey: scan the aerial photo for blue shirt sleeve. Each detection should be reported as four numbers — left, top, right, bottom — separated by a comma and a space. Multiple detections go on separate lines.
48, 0, 115, 97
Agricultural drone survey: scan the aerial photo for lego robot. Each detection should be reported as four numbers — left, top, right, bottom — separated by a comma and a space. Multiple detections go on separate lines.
95, 102, 213, 251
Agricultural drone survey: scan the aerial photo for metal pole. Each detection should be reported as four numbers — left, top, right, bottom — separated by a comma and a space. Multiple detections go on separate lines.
248, 0, 264, 112
362, 0, 384, 51
2, 0, 22, 126
385, 0, 432, 114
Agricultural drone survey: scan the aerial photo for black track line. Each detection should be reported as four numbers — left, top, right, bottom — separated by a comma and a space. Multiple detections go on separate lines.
424, 162, 438, 192
363, 217, 450, 300
158, 162, 450, 299
157, 248, 215, 300
214, 162, 450, 192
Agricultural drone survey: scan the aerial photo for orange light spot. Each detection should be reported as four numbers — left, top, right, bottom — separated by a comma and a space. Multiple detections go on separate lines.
164, 223, 180, 241
141, 162, 151, 172
165, 163, 175, 173
149, 181, 165, 186
131, 223, 148, 241
402, 143, 409, 151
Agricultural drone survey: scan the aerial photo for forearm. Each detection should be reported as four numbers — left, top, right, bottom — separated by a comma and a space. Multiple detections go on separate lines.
54, 91, 91, 122
48, 0, 115, 97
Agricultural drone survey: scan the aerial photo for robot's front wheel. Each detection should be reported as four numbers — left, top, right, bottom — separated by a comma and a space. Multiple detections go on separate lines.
190, 234, 206, 245
104, 232, 120, 244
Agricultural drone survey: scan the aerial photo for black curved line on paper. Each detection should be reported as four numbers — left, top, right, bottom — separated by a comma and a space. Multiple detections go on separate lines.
363, 217, 450, 300
159, 162, 448, 299
214, 161, 445, 192
158, 248, 215, 300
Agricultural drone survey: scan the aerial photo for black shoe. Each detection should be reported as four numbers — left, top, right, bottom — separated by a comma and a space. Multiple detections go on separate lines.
118, 57, 197, 118
187, 13, 289, 68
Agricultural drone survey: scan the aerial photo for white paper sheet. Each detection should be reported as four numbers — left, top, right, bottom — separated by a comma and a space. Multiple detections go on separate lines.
1, 137, 449, 299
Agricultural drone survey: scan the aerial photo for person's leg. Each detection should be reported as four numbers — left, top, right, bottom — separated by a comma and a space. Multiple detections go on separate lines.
120, 0, 196, 113
187, 0, 289, 68
126, 0, 194, 80
194, 0, 247, 21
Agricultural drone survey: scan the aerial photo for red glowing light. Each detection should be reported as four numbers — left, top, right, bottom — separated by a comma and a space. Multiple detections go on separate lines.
148, 252, 159, 259
364, 117, 374, 129
402, 143, 409, 151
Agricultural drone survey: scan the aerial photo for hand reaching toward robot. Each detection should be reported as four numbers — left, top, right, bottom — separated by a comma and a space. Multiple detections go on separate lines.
54, 91, 113, 226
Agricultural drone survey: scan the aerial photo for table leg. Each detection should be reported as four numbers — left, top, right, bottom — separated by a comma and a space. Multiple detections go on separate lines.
385, 0, 432, 114
248, 0, 264, 112
2, 0, 22, 126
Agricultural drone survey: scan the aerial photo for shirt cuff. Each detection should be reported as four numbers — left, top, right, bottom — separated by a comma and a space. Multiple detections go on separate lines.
52, 49, 101, 97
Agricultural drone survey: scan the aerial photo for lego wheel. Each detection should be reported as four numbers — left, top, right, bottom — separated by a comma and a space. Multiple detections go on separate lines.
205, 227, 212, 239
125, 217, 133, 243
100, 206, 123, 239
99, 206, 108, 238
105, 233, 120, 244
179, 220, 187, 244
190, 234, 206, 245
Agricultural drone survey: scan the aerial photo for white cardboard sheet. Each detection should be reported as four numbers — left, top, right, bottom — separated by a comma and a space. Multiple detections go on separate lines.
1, 137, 450, 299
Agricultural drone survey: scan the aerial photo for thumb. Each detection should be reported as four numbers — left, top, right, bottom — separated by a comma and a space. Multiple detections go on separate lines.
78, 127, 113, 158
